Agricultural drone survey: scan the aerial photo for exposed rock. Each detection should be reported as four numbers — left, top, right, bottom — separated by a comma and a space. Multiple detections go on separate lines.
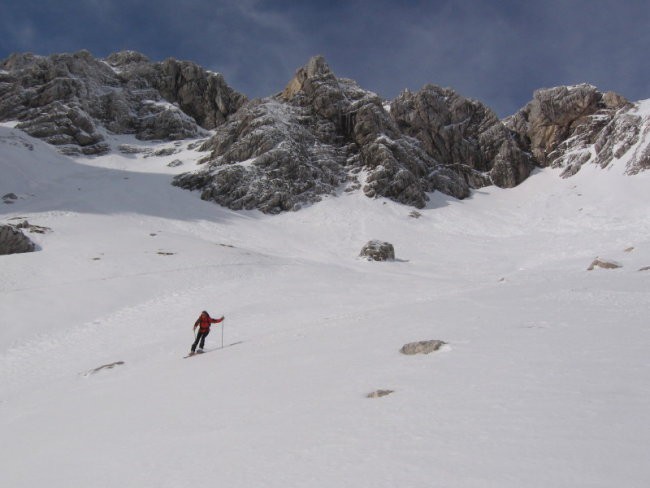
131, 56, 247, 130
366, 389, 394, 398
638, 266, 650, 272
400, 340, 446, 355
142, 146, 181, 159
360, 240, 395, 261
587, 258, 622, 271
597, 107, 650, 176
175, 56, 469, 213
0, 224, 37, 254
283, 57, 470, 206
507, 85, 606, 166
506, 85, 648, 176
174, 98, 347, 213
390, 85, 534, 188
0, 50, 246, 152
2, 50, 648, 214
118, 144, 151, 155
14, 220, 51, 234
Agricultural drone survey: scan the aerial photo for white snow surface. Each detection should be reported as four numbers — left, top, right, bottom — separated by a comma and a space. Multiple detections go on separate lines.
1, 125, 649, 487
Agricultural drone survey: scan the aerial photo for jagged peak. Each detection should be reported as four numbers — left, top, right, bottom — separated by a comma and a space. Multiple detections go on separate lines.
105, 50, 150, 67
1, 52, 45, 70
280, 55, 335, 101
304, 55, 332, 78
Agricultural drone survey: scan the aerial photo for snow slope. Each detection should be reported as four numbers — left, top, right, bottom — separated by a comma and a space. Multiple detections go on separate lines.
1, 124, 649, 487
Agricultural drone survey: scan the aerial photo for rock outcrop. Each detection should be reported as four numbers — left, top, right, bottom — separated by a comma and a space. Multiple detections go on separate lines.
173, 97, 348, 213
587, 258, 622, 271
0, 224, 36, 254
506, 84, 649, 176
390, 85, 534, 188
174, 56, 470, 213
0, 50, 246, 154
2, 50, 648, 214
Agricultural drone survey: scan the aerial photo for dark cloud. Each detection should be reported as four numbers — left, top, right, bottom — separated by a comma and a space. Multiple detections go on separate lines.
1, 0, 648, 117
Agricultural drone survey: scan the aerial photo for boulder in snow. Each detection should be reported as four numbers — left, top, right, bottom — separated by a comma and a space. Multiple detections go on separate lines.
400, 340, 446, 355
360, 240, 395, 261
366, 389, 394, 398
0, 224, 36, 254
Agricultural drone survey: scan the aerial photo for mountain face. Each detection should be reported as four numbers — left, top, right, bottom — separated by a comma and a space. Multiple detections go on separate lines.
0, 50, 246, 155
174, 56, 471, 213
506, 85, 648, 176
1, 50, 647, 213
389, 85, 534, 189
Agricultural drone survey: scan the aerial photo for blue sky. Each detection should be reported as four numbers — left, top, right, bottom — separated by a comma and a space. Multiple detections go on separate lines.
1, 0, 648, 117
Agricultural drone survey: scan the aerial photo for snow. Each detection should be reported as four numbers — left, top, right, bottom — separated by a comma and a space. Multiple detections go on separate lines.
1, 125, 649, 487
143, 99, 179, 110
634, 98, 650, 116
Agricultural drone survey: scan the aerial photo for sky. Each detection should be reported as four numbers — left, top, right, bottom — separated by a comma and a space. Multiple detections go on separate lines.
1, 0, 648, 117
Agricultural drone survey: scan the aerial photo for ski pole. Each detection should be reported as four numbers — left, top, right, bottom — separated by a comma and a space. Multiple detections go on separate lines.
221, 318, 225, 349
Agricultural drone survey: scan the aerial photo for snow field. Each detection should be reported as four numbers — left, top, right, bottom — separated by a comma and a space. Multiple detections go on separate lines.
1, 125, 649, 487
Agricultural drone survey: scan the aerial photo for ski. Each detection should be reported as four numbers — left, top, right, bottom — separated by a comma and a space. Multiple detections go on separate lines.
182, 341, 243, 359
183, 350, 204, 359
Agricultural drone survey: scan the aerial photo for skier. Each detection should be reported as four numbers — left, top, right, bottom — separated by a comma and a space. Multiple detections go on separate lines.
190, 310, 224, 354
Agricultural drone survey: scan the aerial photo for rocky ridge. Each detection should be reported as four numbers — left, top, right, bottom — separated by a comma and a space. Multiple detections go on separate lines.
1, 50, 648, 213
174, 56, 475, 212
0, 50, 246, 155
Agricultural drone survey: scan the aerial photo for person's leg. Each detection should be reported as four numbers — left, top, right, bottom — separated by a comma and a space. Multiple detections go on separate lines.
191, 331, 202, 352
199, 330, 210, 350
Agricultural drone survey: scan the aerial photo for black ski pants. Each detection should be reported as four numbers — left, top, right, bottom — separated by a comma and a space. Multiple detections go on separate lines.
192, 329, 210, 351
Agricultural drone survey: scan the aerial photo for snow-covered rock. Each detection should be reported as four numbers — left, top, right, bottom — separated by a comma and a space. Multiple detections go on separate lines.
173, 97, 347, 213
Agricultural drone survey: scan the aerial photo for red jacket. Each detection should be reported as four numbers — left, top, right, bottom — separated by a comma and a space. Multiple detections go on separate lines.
195, 313, 223, 333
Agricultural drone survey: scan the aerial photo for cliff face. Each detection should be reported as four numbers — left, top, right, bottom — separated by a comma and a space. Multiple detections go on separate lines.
0, 50, 246, 155
1, 51, 647, 213
390, 85, 534, 189
506, 84, 648, 176
175, 56, 471, 213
